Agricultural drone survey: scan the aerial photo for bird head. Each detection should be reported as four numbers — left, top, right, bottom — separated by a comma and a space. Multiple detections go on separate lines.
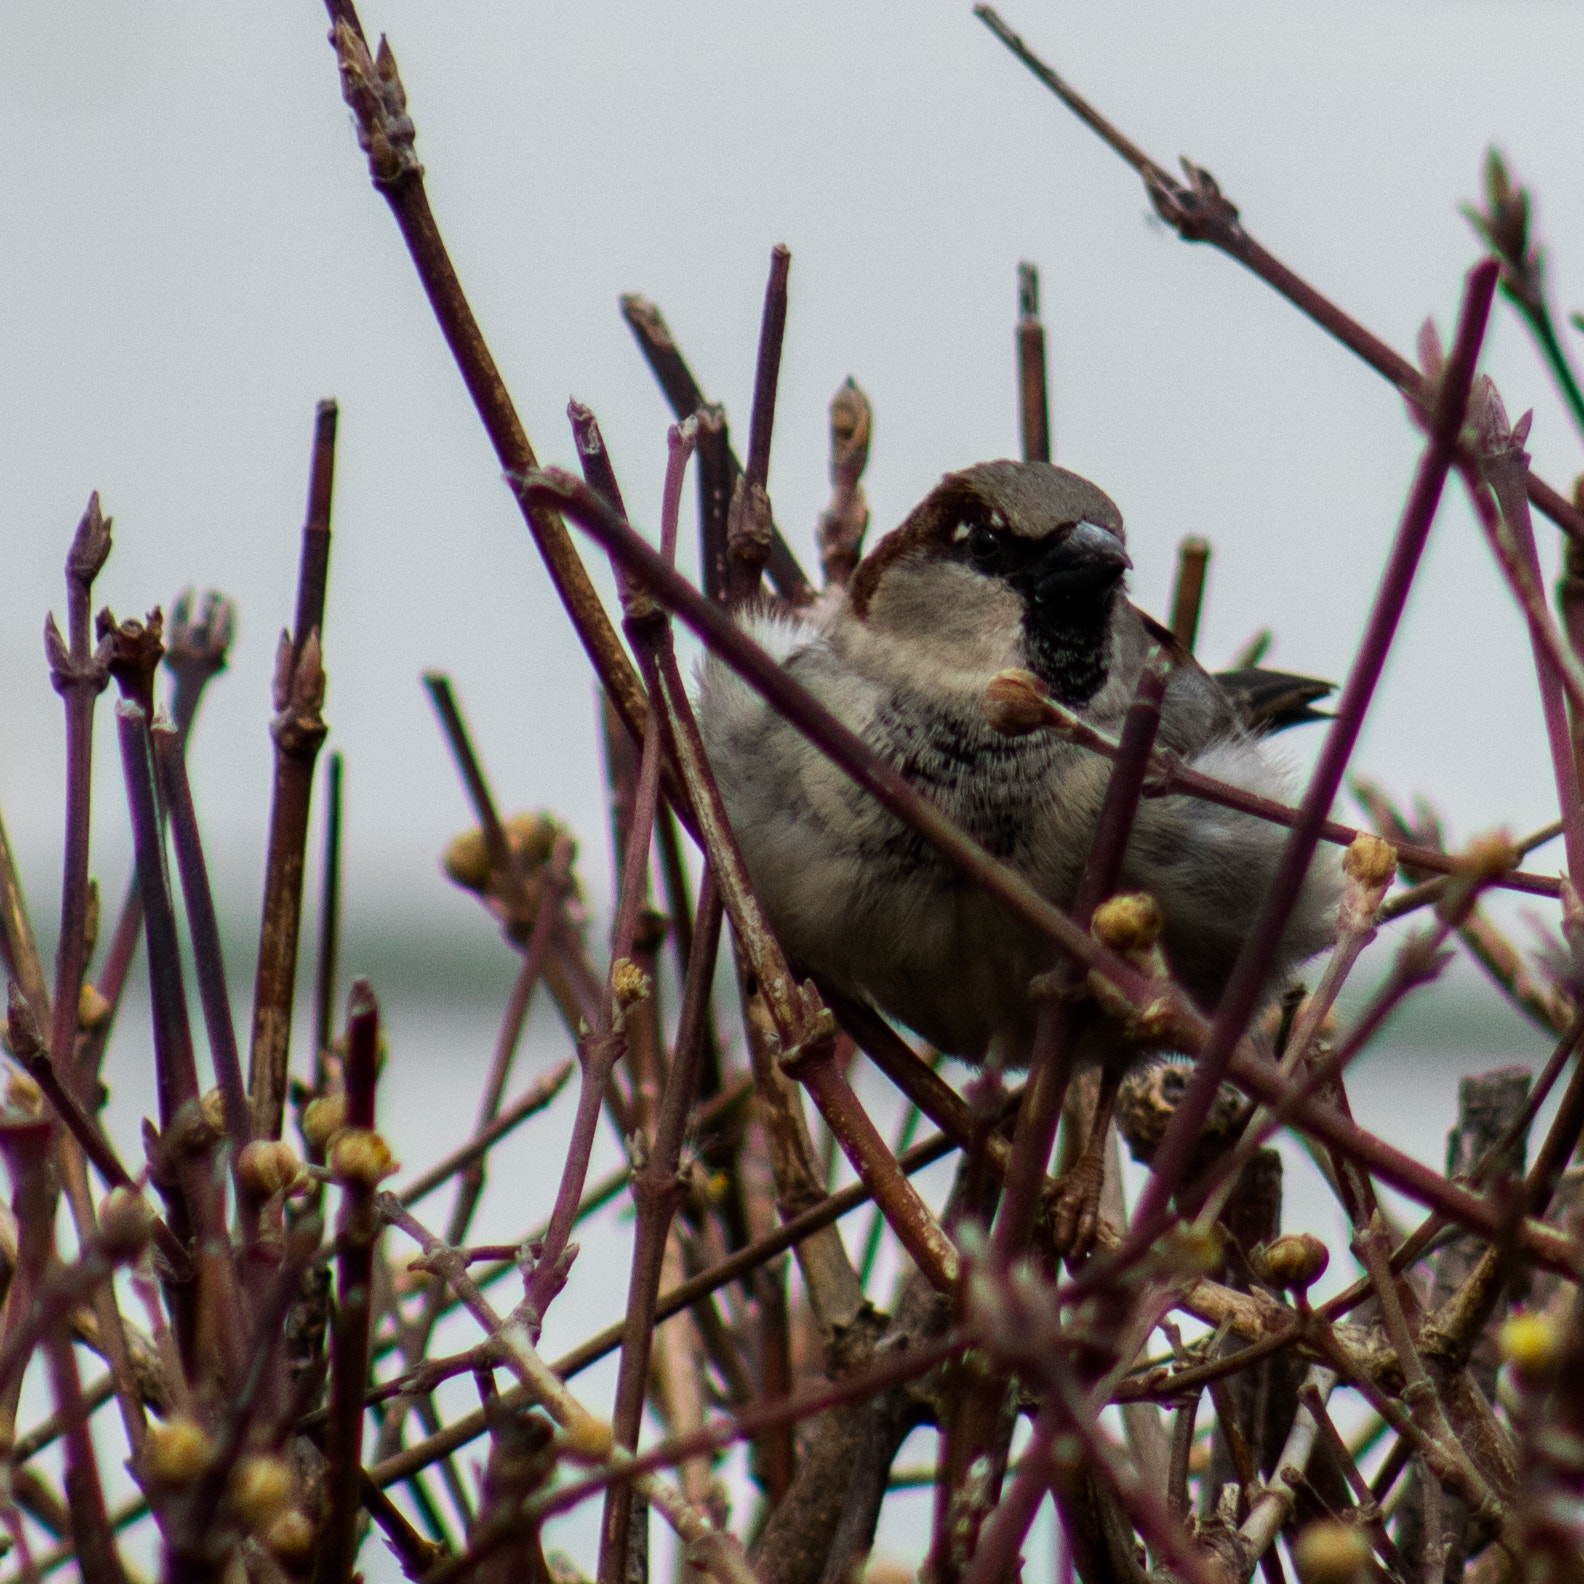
847, 460, 1132, 706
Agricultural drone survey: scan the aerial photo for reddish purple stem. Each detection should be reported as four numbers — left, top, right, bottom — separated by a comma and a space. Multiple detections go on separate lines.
1127, 258, 1498, 1240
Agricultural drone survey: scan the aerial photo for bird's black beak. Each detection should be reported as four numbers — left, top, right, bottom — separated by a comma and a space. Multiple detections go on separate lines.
1028, 520, 1131, 611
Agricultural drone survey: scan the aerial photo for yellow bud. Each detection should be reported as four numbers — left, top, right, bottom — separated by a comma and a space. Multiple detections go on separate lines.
1292, 1519, 1371, 1584
4, 1068, 42, 1117
77, 982, 113, 1032
200, 1088, 227, 1136
610, 958, 652, 1010
563, 1404, 615, 1459
231, 1455, 294, 1530
442, 828, 493, 894
1251, 1233, 1330, 1292
505, 811, 559, 868
1501, 1310, 1560, 1382
302, 1093, 347, 1153
330, 1128, 399, 1187
238, 1140, 306, 1199
145, 1416, 216, 1485
263, 1510, 316, 1560
983, 669, 1051, 737
1460, 831, 1519, 883
1342, 832, 1397, 890
99, 1187, 154, 1258
1091, 893, 1162, 955
1157, 1223, 1223, 1278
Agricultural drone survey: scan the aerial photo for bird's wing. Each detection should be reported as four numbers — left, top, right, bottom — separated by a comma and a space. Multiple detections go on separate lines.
1211, 668, 1335, 735
1133, 609, 1333, 739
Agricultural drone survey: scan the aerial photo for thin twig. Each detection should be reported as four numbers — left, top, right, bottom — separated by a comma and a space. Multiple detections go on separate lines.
1125, 258, 1497, 1247
619, 291, 814, 603
531, 469, 1577, 1268
367, 1128, 957, 1489
330, 22, 653, 746
314, 985, 384, 1584
314, 751, 345, 1089
972, 5, 1584, 546
1017, 260, 1052, 463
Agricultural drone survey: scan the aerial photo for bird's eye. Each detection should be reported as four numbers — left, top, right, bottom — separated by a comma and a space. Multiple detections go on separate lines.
965, 523, 999, 566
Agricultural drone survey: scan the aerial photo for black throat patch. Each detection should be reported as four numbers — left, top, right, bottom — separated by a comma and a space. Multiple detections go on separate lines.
1017, 588, 1117, 707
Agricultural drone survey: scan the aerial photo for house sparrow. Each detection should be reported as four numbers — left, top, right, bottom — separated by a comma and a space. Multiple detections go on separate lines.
699, 460, 1339, 1236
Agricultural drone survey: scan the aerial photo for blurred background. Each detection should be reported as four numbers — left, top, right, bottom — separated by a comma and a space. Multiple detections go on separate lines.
4, 3, 1584, 1575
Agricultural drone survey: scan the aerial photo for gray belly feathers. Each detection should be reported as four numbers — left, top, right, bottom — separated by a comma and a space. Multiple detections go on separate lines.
697, 609, 1338, 1060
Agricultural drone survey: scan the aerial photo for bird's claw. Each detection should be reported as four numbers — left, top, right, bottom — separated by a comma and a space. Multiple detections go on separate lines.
1050, 1152, 1107, 1262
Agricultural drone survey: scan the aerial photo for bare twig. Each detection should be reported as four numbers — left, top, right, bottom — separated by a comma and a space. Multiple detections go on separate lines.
1017, 260, 1052, 463
972, 5, 1584, 545
1126, 257, 1497, 1245
330, 22, 652, 742
619, 291, 814, 604
529, 467, 1583, 1269
314, 985, 386, 1584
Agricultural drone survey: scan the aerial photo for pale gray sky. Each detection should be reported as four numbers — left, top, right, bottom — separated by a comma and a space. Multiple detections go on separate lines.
4, 1, 1583, 953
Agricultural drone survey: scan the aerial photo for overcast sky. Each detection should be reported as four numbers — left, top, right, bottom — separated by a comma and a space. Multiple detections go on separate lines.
4, 1, 1584, 960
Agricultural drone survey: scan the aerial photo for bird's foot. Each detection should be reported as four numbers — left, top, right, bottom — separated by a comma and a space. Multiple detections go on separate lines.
1049, 1151, 1107, 1262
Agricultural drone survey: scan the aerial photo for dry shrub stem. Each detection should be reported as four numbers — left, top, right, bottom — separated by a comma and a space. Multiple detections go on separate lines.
529, 470, 1574, 1268
973, 5, 1584, 544
12, 16, 1584, 1584
247, 405, 336, 1141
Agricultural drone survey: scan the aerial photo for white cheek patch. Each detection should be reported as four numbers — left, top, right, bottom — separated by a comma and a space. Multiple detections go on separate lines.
951, 523, 970, 542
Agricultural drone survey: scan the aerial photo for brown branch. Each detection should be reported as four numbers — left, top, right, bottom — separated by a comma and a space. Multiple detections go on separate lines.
972, 4, 1584, 546
1017, 260, 1051, 463
151, 721, 257, 1257
0, 809, 49, 1034
1168, 536, 1211, 654
618, 291, 814, 604
1008, 692, 1563, 899
247, 639, 329, 1139
78, 589, 236, 1094
1125, 257, 1498, 1245
379, 1199, 757, 1584
313, 985, 385, 1584
329, 23, 651, 744
0, 1125, 123, 1584
367, 1129, 957, 1490
530, 467, 1584, 1271
313, 750, 344, 1088
598, 872, 725, 1582
3, 987, 185, 1276
46, 495, 112, 1113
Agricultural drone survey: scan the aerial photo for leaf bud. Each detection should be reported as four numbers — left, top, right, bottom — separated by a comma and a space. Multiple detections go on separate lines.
4, 1069, 42, 1117
329, 1128, 399, 1187
199, 1088, 227, 1136
99, 1187, 154, 1258
1501, 1310, 1561, 1383
1341, 833, 1397, 891
263, 1509, 316, 1560
78, 982, 112, 1032
301, 1092, 347, 1153
610, 958, 652, 1010
1292, 1519, 1371, 1584
145, 1416, 216, 1485
231, 1455, 294, 1530
238, 1140, 307, 1199
1091, 893, 1162, 955
983, 669, 1050, 737
1250, 1232, 1330, 1292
